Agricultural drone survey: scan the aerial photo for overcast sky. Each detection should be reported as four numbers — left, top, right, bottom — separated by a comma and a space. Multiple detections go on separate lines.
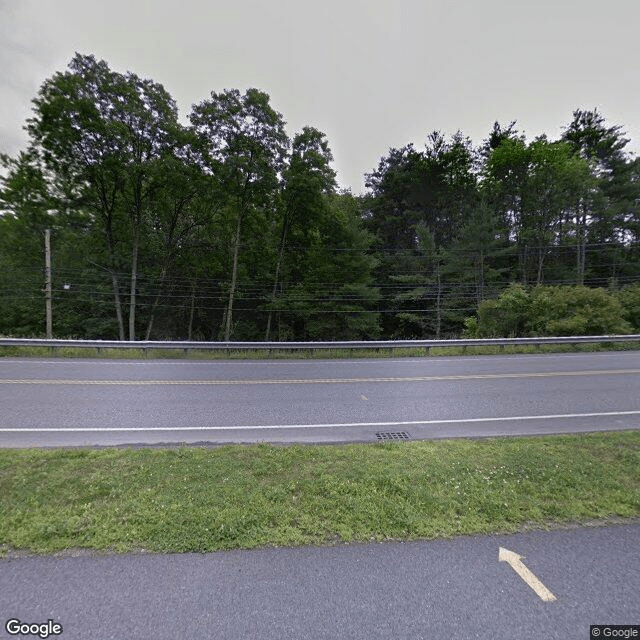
1, 0, 639, 192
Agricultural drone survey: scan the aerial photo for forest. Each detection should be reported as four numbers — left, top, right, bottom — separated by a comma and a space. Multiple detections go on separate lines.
1, 53, 639, 341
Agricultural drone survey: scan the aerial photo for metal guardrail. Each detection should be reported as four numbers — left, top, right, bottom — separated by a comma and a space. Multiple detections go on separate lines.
0, 335, 639, 353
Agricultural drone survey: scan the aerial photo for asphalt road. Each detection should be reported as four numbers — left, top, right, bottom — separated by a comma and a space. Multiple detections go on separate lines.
1, 523, 638, 639
0, 351, 639, 447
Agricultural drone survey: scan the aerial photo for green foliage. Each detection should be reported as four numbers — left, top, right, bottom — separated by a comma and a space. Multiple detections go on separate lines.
273, 193, 380, 340
190, 88, 290, 340
617, 284, 640, 331
473, 284, 532, 337
365, 133, 481, 338
473, 284, 633, 337
1, 432, 639, 554
23, 53, 187, 340
539, 286, 632, 336
484, 136, 595, 284
1, 55, 639, 342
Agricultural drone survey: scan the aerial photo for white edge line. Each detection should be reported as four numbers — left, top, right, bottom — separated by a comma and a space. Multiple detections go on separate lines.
1, 411, 639, 432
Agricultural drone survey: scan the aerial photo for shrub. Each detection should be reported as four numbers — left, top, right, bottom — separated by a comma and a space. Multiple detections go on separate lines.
617, 284, 640, 331
473, 284, 633, 337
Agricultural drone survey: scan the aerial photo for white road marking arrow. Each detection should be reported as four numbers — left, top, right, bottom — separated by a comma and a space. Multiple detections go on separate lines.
499, 547, 557, 602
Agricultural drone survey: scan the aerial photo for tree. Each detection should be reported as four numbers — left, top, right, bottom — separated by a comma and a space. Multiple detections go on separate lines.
26, 53, 181, 339
364, 133, 479, 337
190, 89, 289, 340
484, 136, 591, 284
265, 126, 337, 339
364, 144, 428, 337
274, 192, 380, 340
0, 148, 103, 337
0, 152, 52, 336
141, 130, 211, 339
441, 199, 514, 315
389, 223, 445, 338
562, 109, 640, 282
480, 121, 524, 159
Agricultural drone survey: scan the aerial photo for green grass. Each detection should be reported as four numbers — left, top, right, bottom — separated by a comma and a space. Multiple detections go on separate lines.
1, 431, 639, 555
1, 341, 640, 360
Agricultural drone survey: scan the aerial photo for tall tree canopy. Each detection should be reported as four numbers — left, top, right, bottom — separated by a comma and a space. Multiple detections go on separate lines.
190, 88, 289, 340
25, 53, 183, 339
1, 55, 638, 341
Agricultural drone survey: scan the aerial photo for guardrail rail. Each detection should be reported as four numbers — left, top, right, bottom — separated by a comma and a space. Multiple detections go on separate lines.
1, 335, 639, 356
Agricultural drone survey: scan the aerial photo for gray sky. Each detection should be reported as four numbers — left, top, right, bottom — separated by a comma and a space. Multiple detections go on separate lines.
1, 0, 639, 193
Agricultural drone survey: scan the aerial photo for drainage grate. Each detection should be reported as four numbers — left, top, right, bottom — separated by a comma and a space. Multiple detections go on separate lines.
375, 431, 411, 441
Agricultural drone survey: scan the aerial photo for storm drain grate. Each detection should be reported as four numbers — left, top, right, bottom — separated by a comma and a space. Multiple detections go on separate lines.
375, 431, 411, 441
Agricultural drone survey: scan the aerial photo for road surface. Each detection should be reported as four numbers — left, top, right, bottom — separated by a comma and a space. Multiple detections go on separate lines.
1, 523, 638, 639
0, 350, 639, 447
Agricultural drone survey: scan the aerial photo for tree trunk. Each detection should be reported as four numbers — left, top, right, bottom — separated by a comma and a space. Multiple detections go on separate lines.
435, 261, 442, 340
128, 231, 139, 341
44, 229, 52, 339
105, 217, 125, 340
476, 249, 485, 307
187, 282, 196, 341
576, 205, 586, 285
520, 243, 528, 285
536, 247, 545, 285
265, 219, 288, 341
111, 273, 126, 341
144, 267, 167, 340
224, 210, 243, 341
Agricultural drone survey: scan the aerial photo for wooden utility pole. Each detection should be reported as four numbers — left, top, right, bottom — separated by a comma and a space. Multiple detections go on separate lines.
45, 229, 52, 338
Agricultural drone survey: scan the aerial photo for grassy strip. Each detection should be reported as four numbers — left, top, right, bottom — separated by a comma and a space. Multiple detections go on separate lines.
1, 341, 640, 360
1, 432, 639, 555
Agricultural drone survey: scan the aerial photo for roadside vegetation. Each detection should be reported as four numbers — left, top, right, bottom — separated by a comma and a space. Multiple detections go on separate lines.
465, 284, 640, 338
1, 431, 639, 555
1, 52, 639, 344
1, 340, 639, 360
